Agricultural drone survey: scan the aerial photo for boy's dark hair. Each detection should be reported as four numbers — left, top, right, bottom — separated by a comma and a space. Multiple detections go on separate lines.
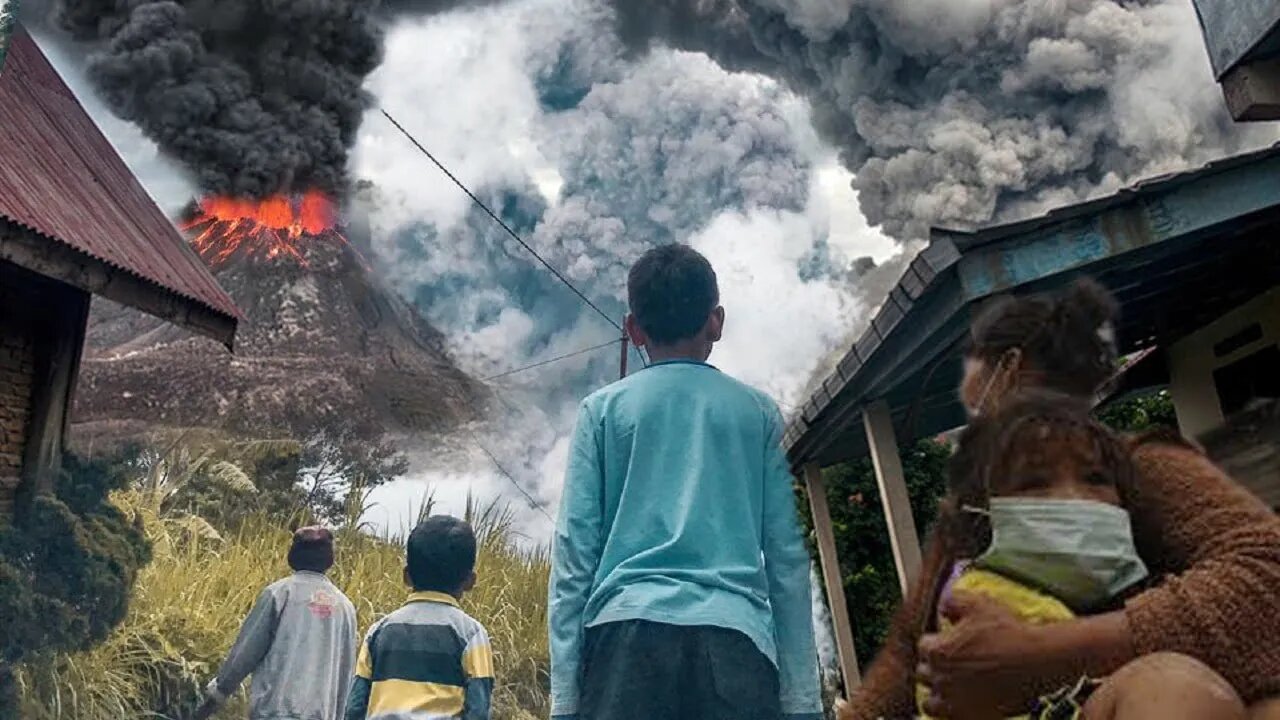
969, 277, 1120, 396
288, 526, 335, 573
407, 515, 477, 593
627, 244, 719, 346
905, 391, 1138, 635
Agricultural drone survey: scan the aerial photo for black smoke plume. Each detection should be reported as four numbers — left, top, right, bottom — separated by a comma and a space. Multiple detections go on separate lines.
50, 0, 383, 198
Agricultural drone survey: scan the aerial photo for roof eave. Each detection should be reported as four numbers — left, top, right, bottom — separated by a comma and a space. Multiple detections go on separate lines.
786, 142, 1280, 470
1, 223, 238, 350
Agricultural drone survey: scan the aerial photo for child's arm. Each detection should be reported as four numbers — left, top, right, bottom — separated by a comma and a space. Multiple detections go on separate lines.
548, 401, 606, 719
462, 625, 495, 720
204, 587, 280, 711
761, 407, 822, 720
344, 625, 377, 720
344, 678, 372, 720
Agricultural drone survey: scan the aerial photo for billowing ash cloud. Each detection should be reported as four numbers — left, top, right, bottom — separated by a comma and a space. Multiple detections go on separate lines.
48, 0, 383, 197
609, 0, 1278, 240
527, 49, 813, 303
379, 0, 507, 15
365, 41, 828, 395
350, 0, 895, 534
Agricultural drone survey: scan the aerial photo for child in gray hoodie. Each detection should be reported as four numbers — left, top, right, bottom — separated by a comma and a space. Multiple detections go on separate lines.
195, 526, 358, 720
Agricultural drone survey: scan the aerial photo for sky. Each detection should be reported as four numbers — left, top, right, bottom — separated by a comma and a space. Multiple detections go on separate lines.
29, 0, 1277, 678
33, 0, 903, 547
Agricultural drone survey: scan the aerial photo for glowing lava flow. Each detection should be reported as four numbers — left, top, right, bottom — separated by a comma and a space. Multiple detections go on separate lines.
181, 190, 352, 267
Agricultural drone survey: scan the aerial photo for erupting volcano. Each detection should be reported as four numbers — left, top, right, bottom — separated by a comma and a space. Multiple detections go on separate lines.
76, 185, 486, 445
182, 190, 358, 267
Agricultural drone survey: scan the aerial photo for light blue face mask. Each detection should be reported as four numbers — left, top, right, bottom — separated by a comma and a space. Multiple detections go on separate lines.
969, 497, 1149, 611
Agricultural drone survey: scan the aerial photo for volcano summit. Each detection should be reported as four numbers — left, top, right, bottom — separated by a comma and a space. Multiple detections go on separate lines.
74, 194, 485, 443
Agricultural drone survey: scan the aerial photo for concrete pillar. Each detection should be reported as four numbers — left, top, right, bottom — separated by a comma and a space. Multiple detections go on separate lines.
802, 463, 861, 694
1167, 342, 1225, 439
1222, 57, 1280, 122
863, 400, 923, 595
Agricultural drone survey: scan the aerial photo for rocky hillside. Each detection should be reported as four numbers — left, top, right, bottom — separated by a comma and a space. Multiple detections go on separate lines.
73, 224, 486, 444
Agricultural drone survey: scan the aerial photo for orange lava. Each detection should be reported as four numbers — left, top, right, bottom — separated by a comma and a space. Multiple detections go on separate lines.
182, 189, 348, 267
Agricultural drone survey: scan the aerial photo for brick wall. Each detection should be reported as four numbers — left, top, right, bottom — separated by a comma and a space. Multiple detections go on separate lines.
0, 262, 38, 517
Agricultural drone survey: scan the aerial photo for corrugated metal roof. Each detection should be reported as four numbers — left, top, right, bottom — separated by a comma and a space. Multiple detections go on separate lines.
0, 28, 240, 325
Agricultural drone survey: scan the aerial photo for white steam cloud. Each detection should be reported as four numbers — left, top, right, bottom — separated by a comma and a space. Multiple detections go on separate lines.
350, 0, 894, 539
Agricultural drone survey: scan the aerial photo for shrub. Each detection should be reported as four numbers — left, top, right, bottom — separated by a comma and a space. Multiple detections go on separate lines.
0, 454, 151, 715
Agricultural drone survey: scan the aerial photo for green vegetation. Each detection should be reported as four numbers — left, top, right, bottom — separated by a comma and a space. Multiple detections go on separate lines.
0, 454, 151, 715
15, 436, 549, 719
9, 390, 1178, 717
798, 440, 950, 663
1096, 389, 1178, 434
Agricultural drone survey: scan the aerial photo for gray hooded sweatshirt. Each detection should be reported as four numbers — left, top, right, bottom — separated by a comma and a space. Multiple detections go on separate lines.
207, 571, 358, 720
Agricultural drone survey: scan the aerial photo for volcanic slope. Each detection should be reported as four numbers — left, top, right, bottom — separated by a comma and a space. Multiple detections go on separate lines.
75, 207, 485, 444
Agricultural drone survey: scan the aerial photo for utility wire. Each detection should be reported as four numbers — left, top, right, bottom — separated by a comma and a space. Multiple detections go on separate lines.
483, 338, 624, 382
380, 108, 622, 333
468, 431, 556, 525
380, 107, 666, 523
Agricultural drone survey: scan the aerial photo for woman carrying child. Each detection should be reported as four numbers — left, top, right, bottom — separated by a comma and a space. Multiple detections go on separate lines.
842, 279, 1280, 720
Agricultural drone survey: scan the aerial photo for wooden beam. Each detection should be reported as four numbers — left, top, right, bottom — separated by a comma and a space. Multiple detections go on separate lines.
0, 222, 237, 349
802, 463, 861, 694
20, 283, 89, 498
1222, 57, 1280, 122
863, 400, 923, 594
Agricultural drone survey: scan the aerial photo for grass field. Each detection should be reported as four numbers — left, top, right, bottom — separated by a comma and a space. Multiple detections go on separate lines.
17, 490, 551, 719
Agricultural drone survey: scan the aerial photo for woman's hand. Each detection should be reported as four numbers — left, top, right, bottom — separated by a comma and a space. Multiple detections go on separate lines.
915, 592, 1059, 719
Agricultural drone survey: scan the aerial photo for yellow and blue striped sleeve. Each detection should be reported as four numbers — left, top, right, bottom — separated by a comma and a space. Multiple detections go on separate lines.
345, 624, 379, 720
462, 624, 494, 719
461, 625, 494, 679
355, 626, 375, 679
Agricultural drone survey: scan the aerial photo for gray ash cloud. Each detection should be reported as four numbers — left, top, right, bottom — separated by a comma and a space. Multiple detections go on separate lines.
606, 0, 1274, 240
49, 0, 382, 198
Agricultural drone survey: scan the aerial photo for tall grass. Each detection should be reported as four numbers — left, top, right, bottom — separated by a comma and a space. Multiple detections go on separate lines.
18, 490, 550, 719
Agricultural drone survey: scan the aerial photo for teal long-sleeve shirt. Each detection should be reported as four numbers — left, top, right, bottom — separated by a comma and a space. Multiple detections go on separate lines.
548, 360, 821, 718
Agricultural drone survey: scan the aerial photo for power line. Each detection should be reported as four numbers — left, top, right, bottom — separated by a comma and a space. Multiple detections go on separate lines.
468, 431, 556, 525
379, 108, 622, 333
483, 338, 623, 382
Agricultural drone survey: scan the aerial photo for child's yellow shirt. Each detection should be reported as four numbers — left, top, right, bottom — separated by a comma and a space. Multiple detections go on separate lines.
915, 568, 1076, 720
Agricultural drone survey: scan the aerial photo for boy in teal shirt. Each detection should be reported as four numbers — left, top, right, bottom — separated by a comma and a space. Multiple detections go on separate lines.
548, 244, 822, 720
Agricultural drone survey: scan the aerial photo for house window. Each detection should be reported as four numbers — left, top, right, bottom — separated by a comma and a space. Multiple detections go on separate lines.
1214, 323, 1264, 358
1213, 344, 1280, 417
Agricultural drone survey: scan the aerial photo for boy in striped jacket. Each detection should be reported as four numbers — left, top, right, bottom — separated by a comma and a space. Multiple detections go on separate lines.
346, 516, 494, 720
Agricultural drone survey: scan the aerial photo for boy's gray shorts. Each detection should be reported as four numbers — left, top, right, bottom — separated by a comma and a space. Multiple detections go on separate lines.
580, 619, 782, 720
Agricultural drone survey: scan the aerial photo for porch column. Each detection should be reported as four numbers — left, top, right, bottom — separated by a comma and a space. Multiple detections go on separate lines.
863, 400, 922, 595
21, 286, 89, 499
1167, 342, 1224, 439
1222, 57, 1280, 122
802, 463, 861, 693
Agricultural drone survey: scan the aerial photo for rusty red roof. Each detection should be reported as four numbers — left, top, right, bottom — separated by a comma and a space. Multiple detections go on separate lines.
0, 28, 240, 331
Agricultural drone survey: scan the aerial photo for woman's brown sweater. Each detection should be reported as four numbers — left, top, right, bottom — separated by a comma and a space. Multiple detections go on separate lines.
845, 436, 1280, 718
